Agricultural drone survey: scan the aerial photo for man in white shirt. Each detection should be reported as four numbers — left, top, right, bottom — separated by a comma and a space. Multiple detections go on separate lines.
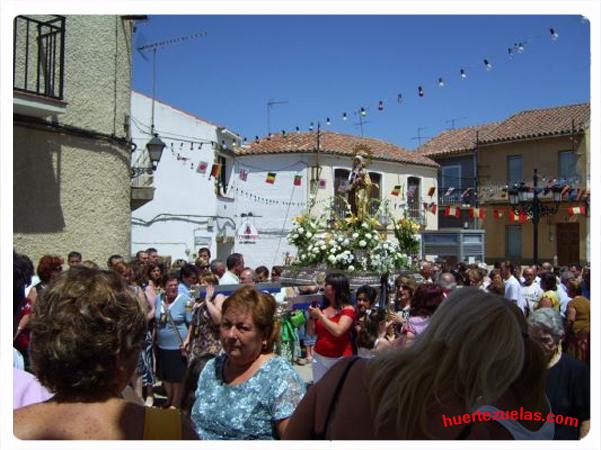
501, 261, 523, 313
557, 270, 574, 317
219, 253, 245, 285
520, 267, 543, 316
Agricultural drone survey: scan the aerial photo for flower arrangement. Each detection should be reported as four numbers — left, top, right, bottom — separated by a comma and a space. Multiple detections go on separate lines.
393, 216, 421, 256
287, 202, 416, 273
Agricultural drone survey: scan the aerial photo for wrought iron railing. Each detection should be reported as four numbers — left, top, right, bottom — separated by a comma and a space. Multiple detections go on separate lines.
13, 15, 65, 100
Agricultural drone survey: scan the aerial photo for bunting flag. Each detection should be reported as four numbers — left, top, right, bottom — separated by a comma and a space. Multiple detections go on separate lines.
318, 179, 327, 189
239, 169, 248, 181
293, 175, 302, 186
427, 186, 436, 197
461, 187, 473, 198
444, 187, 455, 196
560, 185, 571, 198
469, 207, 486, 219
196, 161, 208, 174
423, 202, 437, 214
493, 208, 505, 220
209, 164, 221, 179
567, 206, 586, 216
391, 185, 401, 196
509, 211, 528, 223
444, 205, 461, 218
266, 172, 277, 184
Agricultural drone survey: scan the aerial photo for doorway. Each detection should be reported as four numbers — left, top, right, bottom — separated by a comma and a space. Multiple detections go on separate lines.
556, 223, 580, 265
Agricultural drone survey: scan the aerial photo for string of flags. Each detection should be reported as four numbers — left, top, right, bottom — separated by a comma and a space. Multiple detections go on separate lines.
234, 22, 584, 145
435, 204, 588, 220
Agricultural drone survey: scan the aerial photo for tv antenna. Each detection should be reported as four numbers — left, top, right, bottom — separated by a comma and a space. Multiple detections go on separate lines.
266, 99, 288, 134
411, 127, 431, 146
445, 116, 467, 130
137, 31, 207, 134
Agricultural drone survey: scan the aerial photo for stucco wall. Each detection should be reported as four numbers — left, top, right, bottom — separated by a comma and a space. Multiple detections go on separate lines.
478, 135, 589, 264
130, 92, 221, 261
13, 15, 133, 266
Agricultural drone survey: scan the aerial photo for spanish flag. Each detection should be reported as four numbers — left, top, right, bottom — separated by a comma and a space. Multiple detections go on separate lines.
293, 175, 302, 186
391, 185, 401, 196
209, 164, 221, 179
567, 206, 586, 216
493, 209, 504, 220
444, 205, 461, 218
266, 172, 277, 184
509, 211, 528, 223
469, 207, 486, 219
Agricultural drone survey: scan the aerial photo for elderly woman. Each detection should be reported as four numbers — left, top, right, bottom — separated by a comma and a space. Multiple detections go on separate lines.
486, 269, 505, 296
307, 272, 356, 383
190, 285, 305, 439
285, 288, 551, 439
528, 308, 590, 439
155, 272, 192, 409
13, 267, 197, 439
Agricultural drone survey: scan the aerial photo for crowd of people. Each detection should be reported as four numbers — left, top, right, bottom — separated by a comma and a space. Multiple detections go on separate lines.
12, 247, 590, 440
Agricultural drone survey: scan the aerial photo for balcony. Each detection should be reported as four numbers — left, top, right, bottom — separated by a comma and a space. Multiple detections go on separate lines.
13, 15, 67, 118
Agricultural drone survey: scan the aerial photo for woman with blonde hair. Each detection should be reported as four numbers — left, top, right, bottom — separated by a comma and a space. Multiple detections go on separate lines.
285, 288, 548, 439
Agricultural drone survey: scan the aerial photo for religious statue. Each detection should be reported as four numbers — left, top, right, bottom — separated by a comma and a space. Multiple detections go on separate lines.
347, 154, 373, 220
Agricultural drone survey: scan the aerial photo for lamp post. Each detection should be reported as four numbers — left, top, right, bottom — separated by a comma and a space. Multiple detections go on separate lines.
508, 168, 565, 264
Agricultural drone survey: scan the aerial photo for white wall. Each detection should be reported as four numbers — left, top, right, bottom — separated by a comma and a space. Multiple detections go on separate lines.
231, 154, 309, 268
130, 92, 221, 261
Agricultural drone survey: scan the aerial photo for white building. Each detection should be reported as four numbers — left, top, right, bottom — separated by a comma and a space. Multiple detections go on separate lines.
234, 131, 439, 268
130, 91, 238, 262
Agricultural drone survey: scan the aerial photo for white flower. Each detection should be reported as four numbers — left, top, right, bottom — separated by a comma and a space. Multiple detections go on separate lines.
365, 233, 372, 239
298, 229, 304, 235
348, 265, 355, 272
337, 237, 343, 243
320, 245, 326, 250
300, 254, 306, 260
328, 255, 336, 263
313, 247, 320, 254
362, 223, 369, 229
359, 240, 367, 247
352, 232, 359, 239
343, 239, 349, 246
292, 233, 299, 239
306, 232, 313, 238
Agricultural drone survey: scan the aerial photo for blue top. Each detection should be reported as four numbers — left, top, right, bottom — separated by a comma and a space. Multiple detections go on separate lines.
155, 293, 191, 350
190, 354, 306, 440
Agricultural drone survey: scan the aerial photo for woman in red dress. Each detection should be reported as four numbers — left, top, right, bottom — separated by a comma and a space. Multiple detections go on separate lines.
307, 273, 356, 383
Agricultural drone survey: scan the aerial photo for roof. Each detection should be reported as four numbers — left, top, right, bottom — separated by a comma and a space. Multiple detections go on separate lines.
415, 123, 499, 157
235, 131, 438, 168
481, 102, 590, 144
416, 103, 590, 158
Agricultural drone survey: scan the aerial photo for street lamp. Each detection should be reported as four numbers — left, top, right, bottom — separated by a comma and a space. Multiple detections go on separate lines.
131, 133, 166, 177
509, 168, 566, 264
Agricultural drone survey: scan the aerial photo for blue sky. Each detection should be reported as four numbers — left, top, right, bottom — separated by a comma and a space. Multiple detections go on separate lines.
132, 15, 590, 150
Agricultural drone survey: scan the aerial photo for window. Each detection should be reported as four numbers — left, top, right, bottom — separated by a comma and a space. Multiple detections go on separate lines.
407, 177, 420, 220
333, 168, 350, 217
217, 155, 230, 195
441, 165, 461, 190
506, 225, 522, 261
507, 155, 522, 185
558, 150, 579, 184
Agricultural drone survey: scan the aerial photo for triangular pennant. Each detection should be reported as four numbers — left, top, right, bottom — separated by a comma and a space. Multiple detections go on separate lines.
444, 205, 460, 218
567, 206, 586, 216
294, 175, 302, 186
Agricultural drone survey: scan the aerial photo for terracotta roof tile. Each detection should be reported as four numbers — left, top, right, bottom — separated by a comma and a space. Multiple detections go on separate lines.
235, 131, 438, 167
416, 102, 590, 157
415, 123, 499, 157
480, 103, 590, 144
